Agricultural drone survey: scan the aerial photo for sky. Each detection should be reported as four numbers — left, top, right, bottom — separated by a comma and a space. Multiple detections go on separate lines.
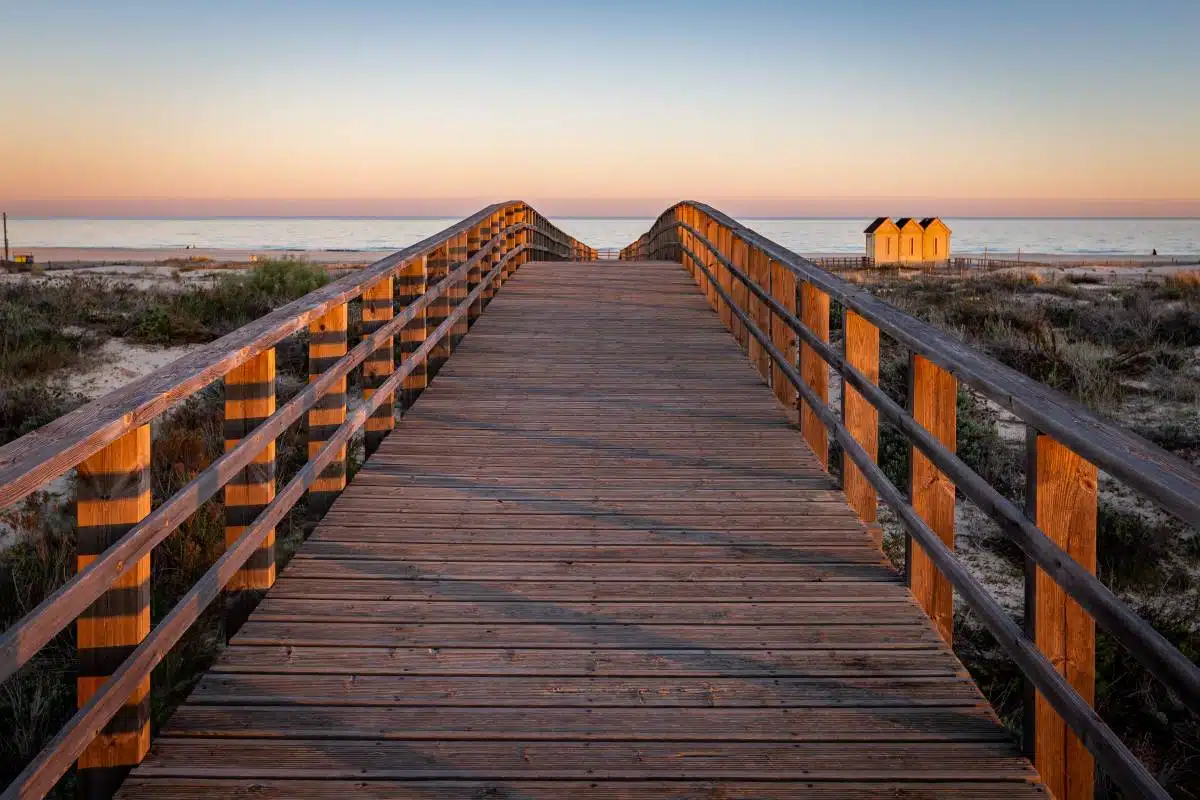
2, 0, 1198, 217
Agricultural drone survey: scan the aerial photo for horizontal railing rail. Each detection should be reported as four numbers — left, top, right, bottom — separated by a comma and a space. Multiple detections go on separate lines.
624, 202, 1200, 800
0, 202, 587, 799
0, 204, 587, 510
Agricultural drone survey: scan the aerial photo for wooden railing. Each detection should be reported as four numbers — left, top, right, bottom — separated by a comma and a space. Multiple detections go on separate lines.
0, 202, 591, 799
623, 201, 1200, 800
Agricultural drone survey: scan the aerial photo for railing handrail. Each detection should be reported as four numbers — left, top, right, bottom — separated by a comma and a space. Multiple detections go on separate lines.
624, 203, 1200, 800
658, 201, 1200, 528
0, 202, 586, 510
0, 204, 588, 799
0, 222, 544, 685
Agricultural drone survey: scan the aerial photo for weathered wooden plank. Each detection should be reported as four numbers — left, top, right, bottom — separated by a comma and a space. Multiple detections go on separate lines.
189, 673, 984, 707
264, 579, 907, 601
277, 559, 897, 582
293, 542, 886, 564
128, 739, 1038, 781
163, 705, 1010, 742
232, 621, 942, 649
251, 599, 920, 624
118, 778, 1049, 799
307, 526, 876, 545
315, 514, 864, 530
212, 645, 968, 677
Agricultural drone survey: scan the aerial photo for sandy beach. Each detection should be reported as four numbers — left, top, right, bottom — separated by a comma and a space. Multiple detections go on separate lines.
9, 246, 1199, 271
11, 246, 381, 267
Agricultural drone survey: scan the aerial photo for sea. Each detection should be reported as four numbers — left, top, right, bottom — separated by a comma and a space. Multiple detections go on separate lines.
8, 216, 1200, 256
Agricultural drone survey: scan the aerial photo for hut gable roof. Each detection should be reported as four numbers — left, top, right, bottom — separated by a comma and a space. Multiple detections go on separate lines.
920, 217, 951, 233
864, 217, 897, 234
895, 217, 922, 231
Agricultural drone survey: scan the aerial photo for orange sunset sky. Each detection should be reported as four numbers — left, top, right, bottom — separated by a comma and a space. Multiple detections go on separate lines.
2, 0, 1198, 218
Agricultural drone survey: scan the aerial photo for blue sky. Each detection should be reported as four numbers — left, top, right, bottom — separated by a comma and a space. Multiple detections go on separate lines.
2, 0, 1198, 215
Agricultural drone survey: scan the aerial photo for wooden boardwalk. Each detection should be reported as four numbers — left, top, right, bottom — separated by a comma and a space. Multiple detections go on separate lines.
119, 261, 1044, 798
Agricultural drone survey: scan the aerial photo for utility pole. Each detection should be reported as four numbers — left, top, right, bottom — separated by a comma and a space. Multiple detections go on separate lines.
2, 212, 8, 263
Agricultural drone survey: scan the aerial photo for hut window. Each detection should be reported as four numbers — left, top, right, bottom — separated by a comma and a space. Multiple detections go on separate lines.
934, 239, 939, 255
910, 239, 914, 255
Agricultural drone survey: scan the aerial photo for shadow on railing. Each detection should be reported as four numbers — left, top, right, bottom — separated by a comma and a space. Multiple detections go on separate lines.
623, 201, 1200, 800
0, 202, 590, 799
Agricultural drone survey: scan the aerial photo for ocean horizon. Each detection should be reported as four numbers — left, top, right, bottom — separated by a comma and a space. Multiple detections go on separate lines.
8, 215, 1200, 255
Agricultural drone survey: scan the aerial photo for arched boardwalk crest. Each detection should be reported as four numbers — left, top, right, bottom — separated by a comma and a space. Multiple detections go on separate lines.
117, 261, 1045, 797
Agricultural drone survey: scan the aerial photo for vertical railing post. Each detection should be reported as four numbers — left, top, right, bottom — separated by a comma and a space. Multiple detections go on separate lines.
307, 302, 348, 520
748, 246, 772, 382
76, 425, 151, 798
680, 209, 695, 279
467, 223, 483, 326
731, 236, 750, 353
800, 282, 830, 468
449, 232, 468, 350
427, 243, 451, 377
769, 259, 798, 413
907, 355, 957, 644
705, 219, 721, 313
502, 207, 516, 283
485, 212, 502, 304
516, 205, 529, 270
717, 225, 734, 332
399, 255, 428, 410
223, 348, 276, 633
1025, 433, 1097, 800
695, 212, 711, 298
843, 312, 881, 547
362, 276, 395, 455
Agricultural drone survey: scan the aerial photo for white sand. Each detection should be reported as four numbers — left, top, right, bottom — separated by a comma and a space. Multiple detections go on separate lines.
56, 340, 203, 401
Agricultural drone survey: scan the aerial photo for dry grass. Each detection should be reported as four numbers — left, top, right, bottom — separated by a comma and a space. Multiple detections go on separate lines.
866, 270, 1200, 796
1166, 270, 1200, 289
0, 261, 334, 793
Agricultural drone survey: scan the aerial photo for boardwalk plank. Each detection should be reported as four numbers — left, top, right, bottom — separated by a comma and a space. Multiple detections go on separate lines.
119, 779, 1048, 799
118, 260, 1037, 798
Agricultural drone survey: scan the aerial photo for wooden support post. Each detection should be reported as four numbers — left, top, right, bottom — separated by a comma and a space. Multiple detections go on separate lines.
307, 302, 347, 520
398, 256, 428, 411
362, 276, 395, 455
502, 208, 516, 282
1025, 433, 1097, 800
717, 226, 734, 331
467, 223, 483, 325
907, 354, 957, 645
747, 246, 772, 381
706, 220, 722, 313
76, 426, 151, 798
486, 213, 502, 304
516, 206, 529, 269
769, 259, 798, 413
691, 212, 708, 294
680, 210, 695, 279
731, 236, 750, 353
449, 232, 469, 350
222, 349, 276, 634
427, 244, 451, 377
843, 311, 880, 547
800, 282, 830, 467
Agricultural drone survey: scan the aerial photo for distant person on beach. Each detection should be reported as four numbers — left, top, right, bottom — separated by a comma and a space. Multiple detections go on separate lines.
1152, 248, 1158, 256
